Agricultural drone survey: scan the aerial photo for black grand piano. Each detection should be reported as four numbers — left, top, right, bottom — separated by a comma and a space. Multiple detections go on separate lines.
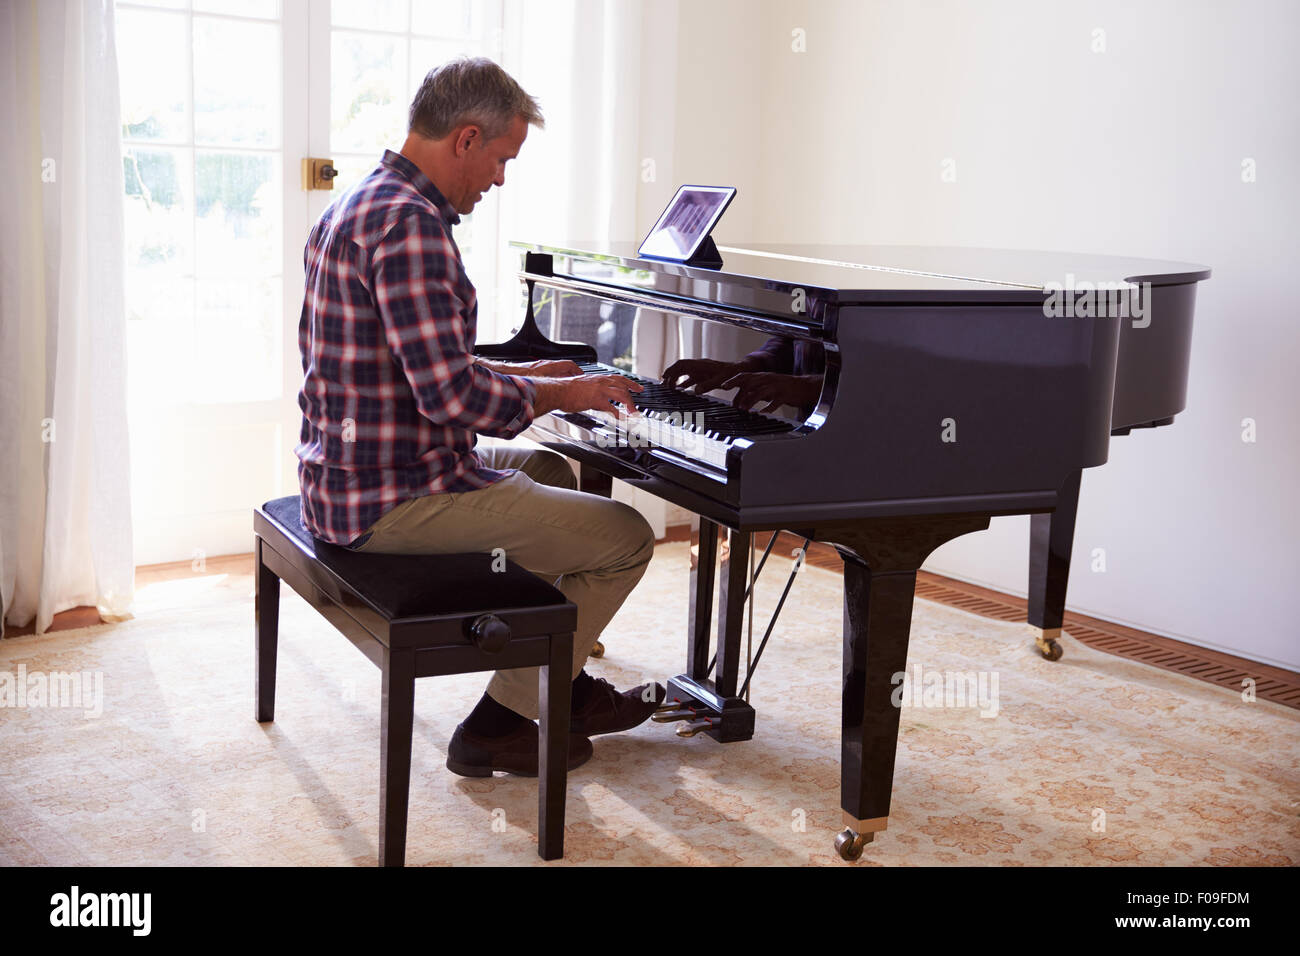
477, 240, 1209, 859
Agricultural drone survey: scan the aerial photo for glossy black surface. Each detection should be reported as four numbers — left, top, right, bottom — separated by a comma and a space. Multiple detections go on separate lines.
1028, 470, 1082, 632
483, 239, 1207, 847
715, 527, 749, 700
496, 246, 1127, 526
729, 242, 1210, 288
833, 516, 991, 821
511, 238, 1208, 307
688, 521, 718, 680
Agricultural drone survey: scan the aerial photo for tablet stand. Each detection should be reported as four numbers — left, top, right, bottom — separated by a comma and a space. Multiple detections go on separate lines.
685, 235, 723, 269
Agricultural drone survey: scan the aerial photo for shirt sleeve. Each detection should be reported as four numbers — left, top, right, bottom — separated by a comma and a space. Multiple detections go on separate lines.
744, 335, 795, 373
367, 212, 536, 439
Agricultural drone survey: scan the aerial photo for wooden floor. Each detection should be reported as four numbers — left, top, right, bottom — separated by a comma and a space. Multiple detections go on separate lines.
8, 531, 1298, 710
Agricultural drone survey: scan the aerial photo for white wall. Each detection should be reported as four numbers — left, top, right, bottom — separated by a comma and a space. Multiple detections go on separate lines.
666, 0, 1299, 669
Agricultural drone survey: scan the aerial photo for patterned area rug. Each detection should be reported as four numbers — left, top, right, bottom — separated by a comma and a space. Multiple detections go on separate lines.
1, 542, 1295, 866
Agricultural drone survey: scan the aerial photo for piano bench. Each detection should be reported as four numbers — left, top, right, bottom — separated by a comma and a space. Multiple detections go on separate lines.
252, 495, 577, 866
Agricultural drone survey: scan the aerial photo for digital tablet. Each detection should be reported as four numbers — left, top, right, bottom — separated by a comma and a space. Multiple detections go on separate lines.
638, 185, 736, 262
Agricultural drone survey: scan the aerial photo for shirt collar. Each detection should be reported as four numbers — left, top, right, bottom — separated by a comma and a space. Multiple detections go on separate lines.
380, 149, 461, 225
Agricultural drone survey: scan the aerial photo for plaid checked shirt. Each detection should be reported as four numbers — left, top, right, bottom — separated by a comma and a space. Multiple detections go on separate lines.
295, 149, 536, 546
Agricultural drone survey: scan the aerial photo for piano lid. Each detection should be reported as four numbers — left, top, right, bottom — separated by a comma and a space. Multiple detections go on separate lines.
732, 243, 1211, 289
511, 239, 1210, 307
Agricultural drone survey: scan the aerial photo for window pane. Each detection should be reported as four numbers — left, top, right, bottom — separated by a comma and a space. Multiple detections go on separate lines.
123, 146, 194, 280
195, 150, 281, 278
123, 146, 194, 400
118, 9, 188, 142
125, 269, 194, 331
331, 31, 408, 153
410, 38, 465, 92
126, 298, 193, 409
194, 16, 279, 146
194, 277, 281, 402
411, 0, 470, 37
455, 203, 479, 260
332, 0, 407, 32
193, 0, 279, 18
124, 0, 189, 9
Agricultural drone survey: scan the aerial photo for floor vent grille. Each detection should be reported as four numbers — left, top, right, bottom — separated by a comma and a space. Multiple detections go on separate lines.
747, 531, 1300, 711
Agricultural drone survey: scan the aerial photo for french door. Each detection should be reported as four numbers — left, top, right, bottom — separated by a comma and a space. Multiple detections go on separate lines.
118, 0, 504, 564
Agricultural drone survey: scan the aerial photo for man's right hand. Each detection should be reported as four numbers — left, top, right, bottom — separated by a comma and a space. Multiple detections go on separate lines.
531, 373, 644, 416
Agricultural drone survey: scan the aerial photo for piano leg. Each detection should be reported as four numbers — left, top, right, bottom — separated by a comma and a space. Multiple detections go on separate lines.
687, 520, 718, 681
578, 461, 614, 657
1026, 469, 1082, 662
820, 514, 989, 860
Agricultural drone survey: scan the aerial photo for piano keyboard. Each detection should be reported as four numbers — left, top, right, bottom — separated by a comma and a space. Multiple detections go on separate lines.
570, 362, 796, 469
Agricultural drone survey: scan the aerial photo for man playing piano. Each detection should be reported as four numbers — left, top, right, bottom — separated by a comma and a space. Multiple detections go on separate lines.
295, 57, 664, 777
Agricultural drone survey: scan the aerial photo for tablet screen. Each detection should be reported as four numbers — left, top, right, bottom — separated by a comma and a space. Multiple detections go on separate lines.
638, 185, 736, 261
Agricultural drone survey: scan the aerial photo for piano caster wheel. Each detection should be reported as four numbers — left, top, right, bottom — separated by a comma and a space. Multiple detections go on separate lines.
834, 828, 871, 861
1036, 636, 1063, 661
589, 640, 605, 659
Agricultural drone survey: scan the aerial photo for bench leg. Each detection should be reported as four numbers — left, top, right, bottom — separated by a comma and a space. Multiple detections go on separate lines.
537, 632, 572, 861
255, 537, 280, 723
379, 647, 415, 867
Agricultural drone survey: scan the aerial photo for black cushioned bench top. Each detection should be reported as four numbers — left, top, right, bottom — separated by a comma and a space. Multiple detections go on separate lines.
259, 496, 568, 620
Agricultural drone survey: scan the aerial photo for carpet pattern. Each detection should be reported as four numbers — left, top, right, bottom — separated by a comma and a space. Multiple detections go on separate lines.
1, 542, 1295, 866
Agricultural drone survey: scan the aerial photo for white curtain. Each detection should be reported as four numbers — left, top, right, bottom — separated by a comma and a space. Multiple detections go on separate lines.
0, 0, 134, 636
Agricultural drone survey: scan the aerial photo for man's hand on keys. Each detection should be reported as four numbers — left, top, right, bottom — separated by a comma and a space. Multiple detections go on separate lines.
531, 373, 643, 417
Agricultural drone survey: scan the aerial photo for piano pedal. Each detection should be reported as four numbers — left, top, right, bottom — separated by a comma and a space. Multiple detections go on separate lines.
676, 718, 714, 738
665, 676, 756, 743
589, 640, 605, 658
652, 709, 700, 723
655, 697, 690, 713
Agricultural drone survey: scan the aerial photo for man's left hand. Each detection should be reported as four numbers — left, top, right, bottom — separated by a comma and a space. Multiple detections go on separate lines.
478, 357, 583, 377
515, 359, 583, 377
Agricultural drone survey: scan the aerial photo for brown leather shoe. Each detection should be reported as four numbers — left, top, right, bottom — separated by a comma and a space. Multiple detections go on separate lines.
569, 671, 666, 737
446, 721, 593, 778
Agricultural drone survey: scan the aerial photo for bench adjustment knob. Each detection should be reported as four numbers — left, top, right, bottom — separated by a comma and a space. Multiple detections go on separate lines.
470, 613, 510, 653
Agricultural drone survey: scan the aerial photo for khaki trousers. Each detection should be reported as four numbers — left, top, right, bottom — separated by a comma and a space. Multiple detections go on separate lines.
353, 446, 655, 719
